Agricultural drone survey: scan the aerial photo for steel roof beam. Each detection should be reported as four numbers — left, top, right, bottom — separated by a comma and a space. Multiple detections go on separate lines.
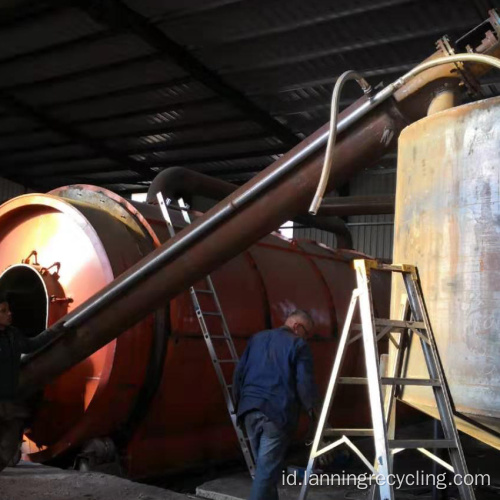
220, 22, 472, 75
0, 132, 274, 170
177, 0, 417, 47
0, 90, 156, 179
0, 115, 245, 145
46, 76, 193, 109
0, 53, 160, 93
68, 96, 221, 126
0, 30, 110, 68
20, 148, 284, 179
0, 116, 256, 156
0, 2, 61, 28
68, 0, 300, 148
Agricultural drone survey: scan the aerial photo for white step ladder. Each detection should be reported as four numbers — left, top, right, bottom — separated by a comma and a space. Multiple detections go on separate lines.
156, 193, 256, 478
298, 259, 475, 500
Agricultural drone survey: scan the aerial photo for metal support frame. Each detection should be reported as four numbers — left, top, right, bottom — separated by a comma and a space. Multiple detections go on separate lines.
298, 259, 475, 500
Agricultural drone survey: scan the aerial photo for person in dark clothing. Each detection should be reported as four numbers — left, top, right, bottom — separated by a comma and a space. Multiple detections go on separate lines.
233, 310, 319, 500
0, 297, 47, 401
0, 295, 48, 468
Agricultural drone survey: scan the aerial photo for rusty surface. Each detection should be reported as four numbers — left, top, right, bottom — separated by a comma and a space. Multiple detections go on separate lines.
426, 89, 458, 115
392, 96, 500, 440
394, 10, 500, 121
318, 195, 395, 216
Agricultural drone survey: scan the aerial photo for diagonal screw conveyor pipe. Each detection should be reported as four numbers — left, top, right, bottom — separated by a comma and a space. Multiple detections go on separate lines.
16, 15, 500, 402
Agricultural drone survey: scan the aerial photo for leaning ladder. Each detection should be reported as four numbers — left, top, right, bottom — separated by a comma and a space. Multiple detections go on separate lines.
156, 193, 256, 478
299, 259, 475, 500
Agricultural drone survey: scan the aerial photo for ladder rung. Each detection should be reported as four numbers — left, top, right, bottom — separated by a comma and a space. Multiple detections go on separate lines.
165, 202, 189, 212
339, 377, 367, 384
372, 263, 416, 274
324, 428, 374, 437
382, 377, 440, 386
161, 199, 256, 477
389, 439, 456, 449
339, 377, 440, 386
375, 318, 426, 330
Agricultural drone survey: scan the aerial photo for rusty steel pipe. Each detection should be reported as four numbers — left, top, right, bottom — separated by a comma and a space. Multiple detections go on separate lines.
318, 195, 395, 216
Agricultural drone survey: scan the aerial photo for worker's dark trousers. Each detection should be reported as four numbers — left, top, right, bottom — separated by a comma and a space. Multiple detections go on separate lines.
244, 410, 289, 500
0, 401, 27, 470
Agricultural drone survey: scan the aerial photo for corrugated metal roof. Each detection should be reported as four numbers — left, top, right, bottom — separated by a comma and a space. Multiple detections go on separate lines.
0, 0, 497, 194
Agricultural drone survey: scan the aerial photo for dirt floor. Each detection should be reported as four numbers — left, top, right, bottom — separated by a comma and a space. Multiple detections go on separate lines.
0, 461, 192, 500
1, 420, 498, 500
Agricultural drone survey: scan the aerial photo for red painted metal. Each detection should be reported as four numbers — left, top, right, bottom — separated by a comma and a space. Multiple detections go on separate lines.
0, 190, 157, 465
0, 187, 389, 477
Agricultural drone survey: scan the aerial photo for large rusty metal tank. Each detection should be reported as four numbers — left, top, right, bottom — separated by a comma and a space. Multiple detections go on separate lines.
393, 96, 500, 445
0, 185, 389, 478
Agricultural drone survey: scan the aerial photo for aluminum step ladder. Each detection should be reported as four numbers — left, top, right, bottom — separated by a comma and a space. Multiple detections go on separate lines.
156, 193, 256, 478
298, 259, 475, 500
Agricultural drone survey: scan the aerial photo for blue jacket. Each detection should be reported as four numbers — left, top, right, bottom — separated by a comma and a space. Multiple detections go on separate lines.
233, 326, 319, 431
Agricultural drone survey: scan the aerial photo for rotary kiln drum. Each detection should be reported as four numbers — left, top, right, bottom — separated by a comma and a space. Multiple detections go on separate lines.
0, 185, 390, 478
393, 97, 500, 443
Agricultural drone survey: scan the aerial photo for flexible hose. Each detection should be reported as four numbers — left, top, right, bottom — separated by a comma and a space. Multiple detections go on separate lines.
308, 71, 371, 215
308, 53, 500, 215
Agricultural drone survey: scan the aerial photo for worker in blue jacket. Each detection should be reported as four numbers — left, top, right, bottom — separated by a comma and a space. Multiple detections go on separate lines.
233, 309, 319, 500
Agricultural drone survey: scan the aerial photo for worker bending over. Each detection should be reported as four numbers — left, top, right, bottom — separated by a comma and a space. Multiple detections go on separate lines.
233, 309, 319, 500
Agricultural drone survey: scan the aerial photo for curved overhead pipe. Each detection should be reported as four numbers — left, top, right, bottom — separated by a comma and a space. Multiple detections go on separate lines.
294, 215, 353, 249
147, 166, 354, 247
147, 167, 395, 217
146, 167, 234, 205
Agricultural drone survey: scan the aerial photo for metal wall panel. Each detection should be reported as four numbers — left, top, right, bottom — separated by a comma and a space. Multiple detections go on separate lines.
293, 168, 395, 259
348, 168, 395, 260
0, 176, 29, 204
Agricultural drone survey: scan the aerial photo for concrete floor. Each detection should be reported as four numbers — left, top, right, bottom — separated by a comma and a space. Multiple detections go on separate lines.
196, 472, 439, 500
0, 461, 192, 500
195, 423, 500, 500
1, 422, 497, 500
196, 473, 366, 500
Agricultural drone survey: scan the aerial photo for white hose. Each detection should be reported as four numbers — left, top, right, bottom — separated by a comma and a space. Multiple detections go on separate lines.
308, 70, 371, 215
308, 53, 500, 215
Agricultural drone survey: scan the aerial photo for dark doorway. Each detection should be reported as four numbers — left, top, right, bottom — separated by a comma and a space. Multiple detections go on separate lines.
0, 265, 48, 338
